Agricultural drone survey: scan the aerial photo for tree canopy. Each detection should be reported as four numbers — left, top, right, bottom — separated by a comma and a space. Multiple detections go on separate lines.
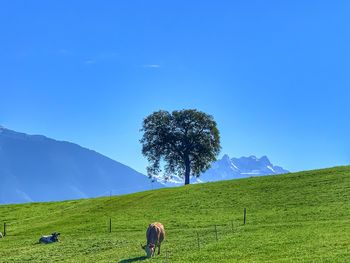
140, 109, 221, 185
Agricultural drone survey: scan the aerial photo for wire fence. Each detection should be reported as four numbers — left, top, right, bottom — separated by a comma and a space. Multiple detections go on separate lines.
1, 207, 247, 238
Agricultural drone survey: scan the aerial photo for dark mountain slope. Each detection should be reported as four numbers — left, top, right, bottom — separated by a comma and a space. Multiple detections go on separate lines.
0, 127, 162, 204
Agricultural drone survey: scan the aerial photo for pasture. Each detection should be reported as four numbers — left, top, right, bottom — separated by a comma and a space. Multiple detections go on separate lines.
0, 166, 350, 262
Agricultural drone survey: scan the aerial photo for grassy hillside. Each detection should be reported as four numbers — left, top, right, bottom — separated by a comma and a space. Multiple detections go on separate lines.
0, 166, 350, 262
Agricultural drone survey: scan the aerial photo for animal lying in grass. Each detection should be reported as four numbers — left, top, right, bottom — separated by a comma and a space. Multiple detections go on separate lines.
141, 222, 165, 258
39, 232, 60, 244
0, 232, 2, 238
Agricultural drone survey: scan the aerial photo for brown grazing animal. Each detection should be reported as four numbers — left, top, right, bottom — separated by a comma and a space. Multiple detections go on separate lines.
141, 222, 165, 258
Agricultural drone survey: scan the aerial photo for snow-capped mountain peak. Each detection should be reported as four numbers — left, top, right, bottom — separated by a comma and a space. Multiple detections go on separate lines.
202, 154, 289, 182
160, 154, 289, 186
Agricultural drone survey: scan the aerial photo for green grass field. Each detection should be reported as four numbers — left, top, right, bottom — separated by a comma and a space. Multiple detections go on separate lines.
0, 166, 350, 262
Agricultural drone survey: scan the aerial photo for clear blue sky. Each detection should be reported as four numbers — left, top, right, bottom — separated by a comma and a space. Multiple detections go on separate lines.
1, 0, 349, 173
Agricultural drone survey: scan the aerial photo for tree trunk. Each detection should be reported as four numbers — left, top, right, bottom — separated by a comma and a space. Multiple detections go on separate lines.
184, 155, 190, 185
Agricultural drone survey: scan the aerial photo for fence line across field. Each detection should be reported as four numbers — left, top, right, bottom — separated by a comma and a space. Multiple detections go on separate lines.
1, 216, 247, 261
0, 208, 247, 240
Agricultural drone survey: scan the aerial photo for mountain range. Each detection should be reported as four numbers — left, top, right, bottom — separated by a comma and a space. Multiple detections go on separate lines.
0, 126, 163, 204
0, 127, 289, 204
156, 154, 289, 186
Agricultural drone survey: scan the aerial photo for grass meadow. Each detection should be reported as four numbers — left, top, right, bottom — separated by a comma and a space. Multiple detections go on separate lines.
0, 166, 350, 262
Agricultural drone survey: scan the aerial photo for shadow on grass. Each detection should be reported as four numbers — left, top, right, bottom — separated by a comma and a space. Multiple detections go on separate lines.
118, 256, 148, 263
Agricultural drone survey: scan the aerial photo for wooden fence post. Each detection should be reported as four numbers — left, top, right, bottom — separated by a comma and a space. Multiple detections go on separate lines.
197, 231, 200, 249
109, 218, 112, 233
214, 225, 218, 242
244, 208, 246, 225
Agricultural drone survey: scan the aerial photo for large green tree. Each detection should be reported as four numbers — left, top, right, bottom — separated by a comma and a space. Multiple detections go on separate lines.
140, 109, 221, 185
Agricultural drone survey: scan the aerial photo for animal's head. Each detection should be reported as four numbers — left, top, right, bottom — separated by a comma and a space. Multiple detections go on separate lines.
51, 232, 60, 241
141, 243, 155, 258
